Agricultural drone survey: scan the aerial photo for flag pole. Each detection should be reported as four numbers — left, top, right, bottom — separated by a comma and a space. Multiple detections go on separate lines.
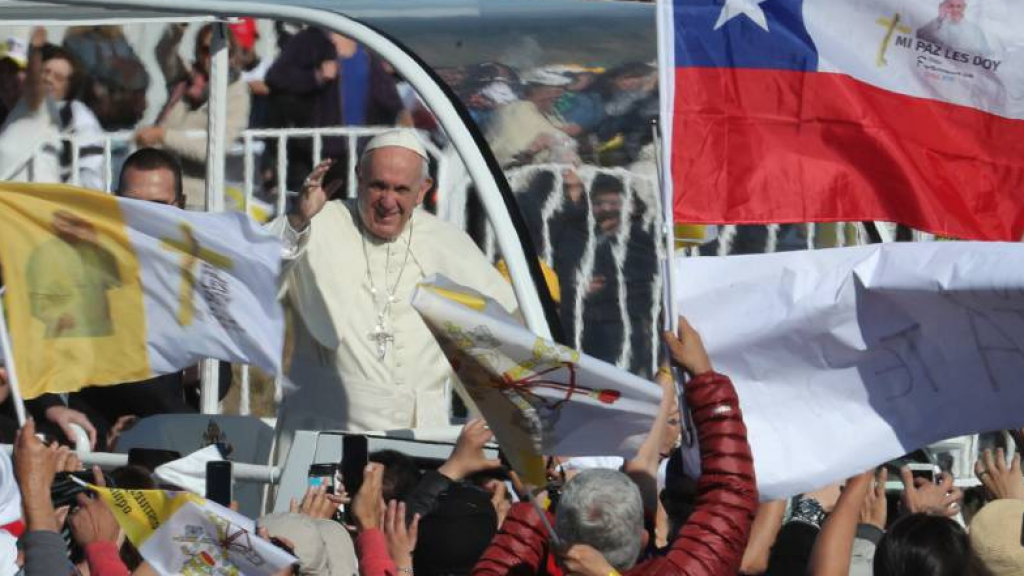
652, 119, 677, 332
0, 288, 28, 426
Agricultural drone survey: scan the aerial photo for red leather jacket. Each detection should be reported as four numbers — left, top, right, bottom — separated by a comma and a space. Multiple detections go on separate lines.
472, 372, 758, 576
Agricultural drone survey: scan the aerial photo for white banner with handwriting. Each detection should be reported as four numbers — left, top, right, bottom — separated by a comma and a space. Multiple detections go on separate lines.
676, 242, 1024, 499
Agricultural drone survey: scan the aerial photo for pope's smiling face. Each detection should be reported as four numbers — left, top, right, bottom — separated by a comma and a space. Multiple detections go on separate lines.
356, 147, 432, 241
943, 0, 966, 22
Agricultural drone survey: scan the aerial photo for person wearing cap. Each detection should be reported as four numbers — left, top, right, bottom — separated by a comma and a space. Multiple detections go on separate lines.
268, 130, 516, 450
136, 23, 251, 211
229, 18, 273, 128
483, 65, 579, 167
0, 37, 27, 125
0, 27, 104, 189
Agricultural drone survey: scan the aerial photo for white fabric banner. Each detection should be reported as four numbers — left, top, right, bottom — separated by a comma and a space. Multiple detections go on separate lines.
676, 242, 1024, 499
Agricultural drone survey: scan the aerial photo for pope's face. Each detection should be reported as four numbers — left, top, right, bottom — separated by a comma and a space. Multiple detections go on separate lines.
944, 0, 966, 22
357, 147, 431, 240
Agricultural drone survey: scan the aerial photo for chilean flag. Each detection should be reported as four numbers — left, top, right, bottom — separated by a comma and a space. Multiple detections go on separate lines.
658, 0, 1024, 240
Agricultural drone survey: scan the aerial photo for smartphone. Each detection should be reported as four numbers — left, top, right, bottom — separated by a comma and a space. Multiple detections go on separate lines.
128, 448, 182, 472
341, 435, 368, 523
206, 460, 233, 507
906, 462, 939, 484
308, 462, 337, 494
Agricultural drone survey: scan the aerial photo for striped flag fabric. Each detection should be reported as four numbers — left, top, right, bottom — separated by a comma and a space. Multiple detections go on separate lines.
0, 183, 284, 399
658, 0, 1024, 240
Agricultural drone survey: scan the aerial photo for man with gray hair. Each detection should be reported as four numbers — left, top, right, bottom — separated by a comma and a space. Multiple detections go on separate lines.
556, 468, 646, 572
269, 130, 516, 449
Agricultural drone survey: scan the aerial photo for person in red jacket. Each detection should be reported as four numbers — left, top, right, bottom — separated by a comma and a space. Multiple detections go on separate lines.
472, 317, 758, 576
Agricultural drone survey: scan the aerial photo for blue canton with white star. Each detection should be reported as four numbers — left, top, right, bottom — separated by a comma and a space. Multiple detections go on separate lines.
674, 0, 819, 70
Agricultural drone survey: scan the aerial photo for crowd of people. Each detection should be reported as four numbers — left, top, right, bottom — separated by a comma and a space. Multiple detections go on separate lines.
2, 317, 1023, 576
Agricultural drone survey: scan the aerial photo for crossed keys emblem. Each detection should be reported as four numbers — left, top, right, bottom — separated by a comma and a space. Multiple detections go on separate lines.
175, 514, 267, 573
496, 362, 621, 410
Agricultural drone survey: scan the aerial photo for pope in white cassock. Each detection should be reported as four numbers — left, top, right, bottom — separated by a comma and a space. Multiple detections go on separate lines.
268, 131, 517, 455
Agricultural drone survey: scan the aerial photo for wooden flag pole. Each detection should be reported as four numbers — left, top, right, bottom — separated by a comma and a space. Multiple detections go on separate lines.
0, 287, 28, 426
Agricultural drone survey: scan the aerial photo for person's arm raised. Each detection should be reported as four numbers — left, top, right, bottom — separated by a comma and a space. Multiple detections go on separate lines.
808, 471, 876, 576
740, 500, 786, 575
660, 317, 758, 576
623, 367, 675, 518
24, 28, 47, 111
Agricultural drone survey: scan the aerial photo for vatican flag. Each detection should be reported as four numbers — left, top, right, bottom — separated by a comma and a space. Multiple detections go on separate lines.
0, 183, 283, 399
412, 275, 663, 486
85, 483, 296, 575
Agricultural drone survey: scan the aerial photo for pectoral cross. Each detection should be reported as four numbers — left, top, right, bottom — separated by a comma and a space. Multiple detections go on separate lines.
160, 222, 234, 327
369, 320, 394, 360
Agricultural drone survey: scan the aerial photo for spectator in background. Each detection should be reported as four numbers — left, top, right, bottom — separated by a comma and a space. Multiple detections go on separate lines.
0, 28, 104, 190
264, 28, 404, 193
594, 62, 658, 166
228, 18, 273, 129
0, 37, 27, 125
62, 26, 149, 132
460, 62, 520, 128
484, 66, 578, 168
138, 23, 251, 211
554, 65, 605, 139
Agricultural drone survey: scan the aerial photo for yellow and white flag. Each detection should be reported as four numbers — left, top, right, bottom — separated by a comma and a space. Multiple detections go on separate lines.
0, 183, 284, 399
411, 275, 662, 485
89, 484, 295, 576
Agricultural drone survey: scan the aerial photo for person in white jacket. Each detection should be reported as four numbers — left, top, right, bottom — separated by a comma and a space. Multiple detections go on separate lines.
0, 27, 104, 190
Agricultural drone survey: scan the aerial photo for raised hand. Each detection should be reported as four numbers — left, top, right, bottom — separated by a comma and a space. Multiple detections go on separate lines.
438, 419, 501, 481
975, 448, 1024, 501
352, 463, 385, 532
384, 500, 419, 571
289, 484, 346, 520
45, 405, 97, 450
859, 468, 888, 530
289, 159, 334, 231
664, 316, 712, 377
69, 493, 121, 546
899, 467, 962, 517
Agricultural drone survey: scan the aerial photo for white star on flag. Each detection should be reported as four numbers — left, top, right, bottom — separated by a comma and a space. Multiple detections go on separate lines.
714, 0, 770, 31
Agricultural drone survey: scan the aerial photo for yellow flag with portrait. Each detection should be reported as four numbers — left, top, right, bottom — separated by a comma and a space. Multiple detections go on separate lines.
0, 183, 284, 399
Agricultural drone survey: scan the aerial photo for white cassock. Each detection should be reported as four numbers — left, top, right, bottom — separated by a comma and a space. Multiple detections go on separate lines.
268, 199, 517, 454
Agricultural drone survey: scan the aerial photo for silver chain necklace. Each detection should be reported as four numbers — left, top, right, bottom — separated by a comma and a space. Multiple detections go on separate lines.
361, 218, 414, 360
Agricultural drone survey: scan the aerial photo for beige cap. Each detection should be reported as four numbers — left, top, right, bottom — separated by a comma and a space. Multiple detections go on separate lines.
363, 130, 428, 160
969, 499, 1024, 576
259, 512, 358, 576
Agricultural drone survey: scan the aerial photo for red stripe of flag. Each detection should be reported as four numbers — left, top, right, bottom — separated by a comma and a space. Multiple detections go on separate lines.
672, 67, 1024, 240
